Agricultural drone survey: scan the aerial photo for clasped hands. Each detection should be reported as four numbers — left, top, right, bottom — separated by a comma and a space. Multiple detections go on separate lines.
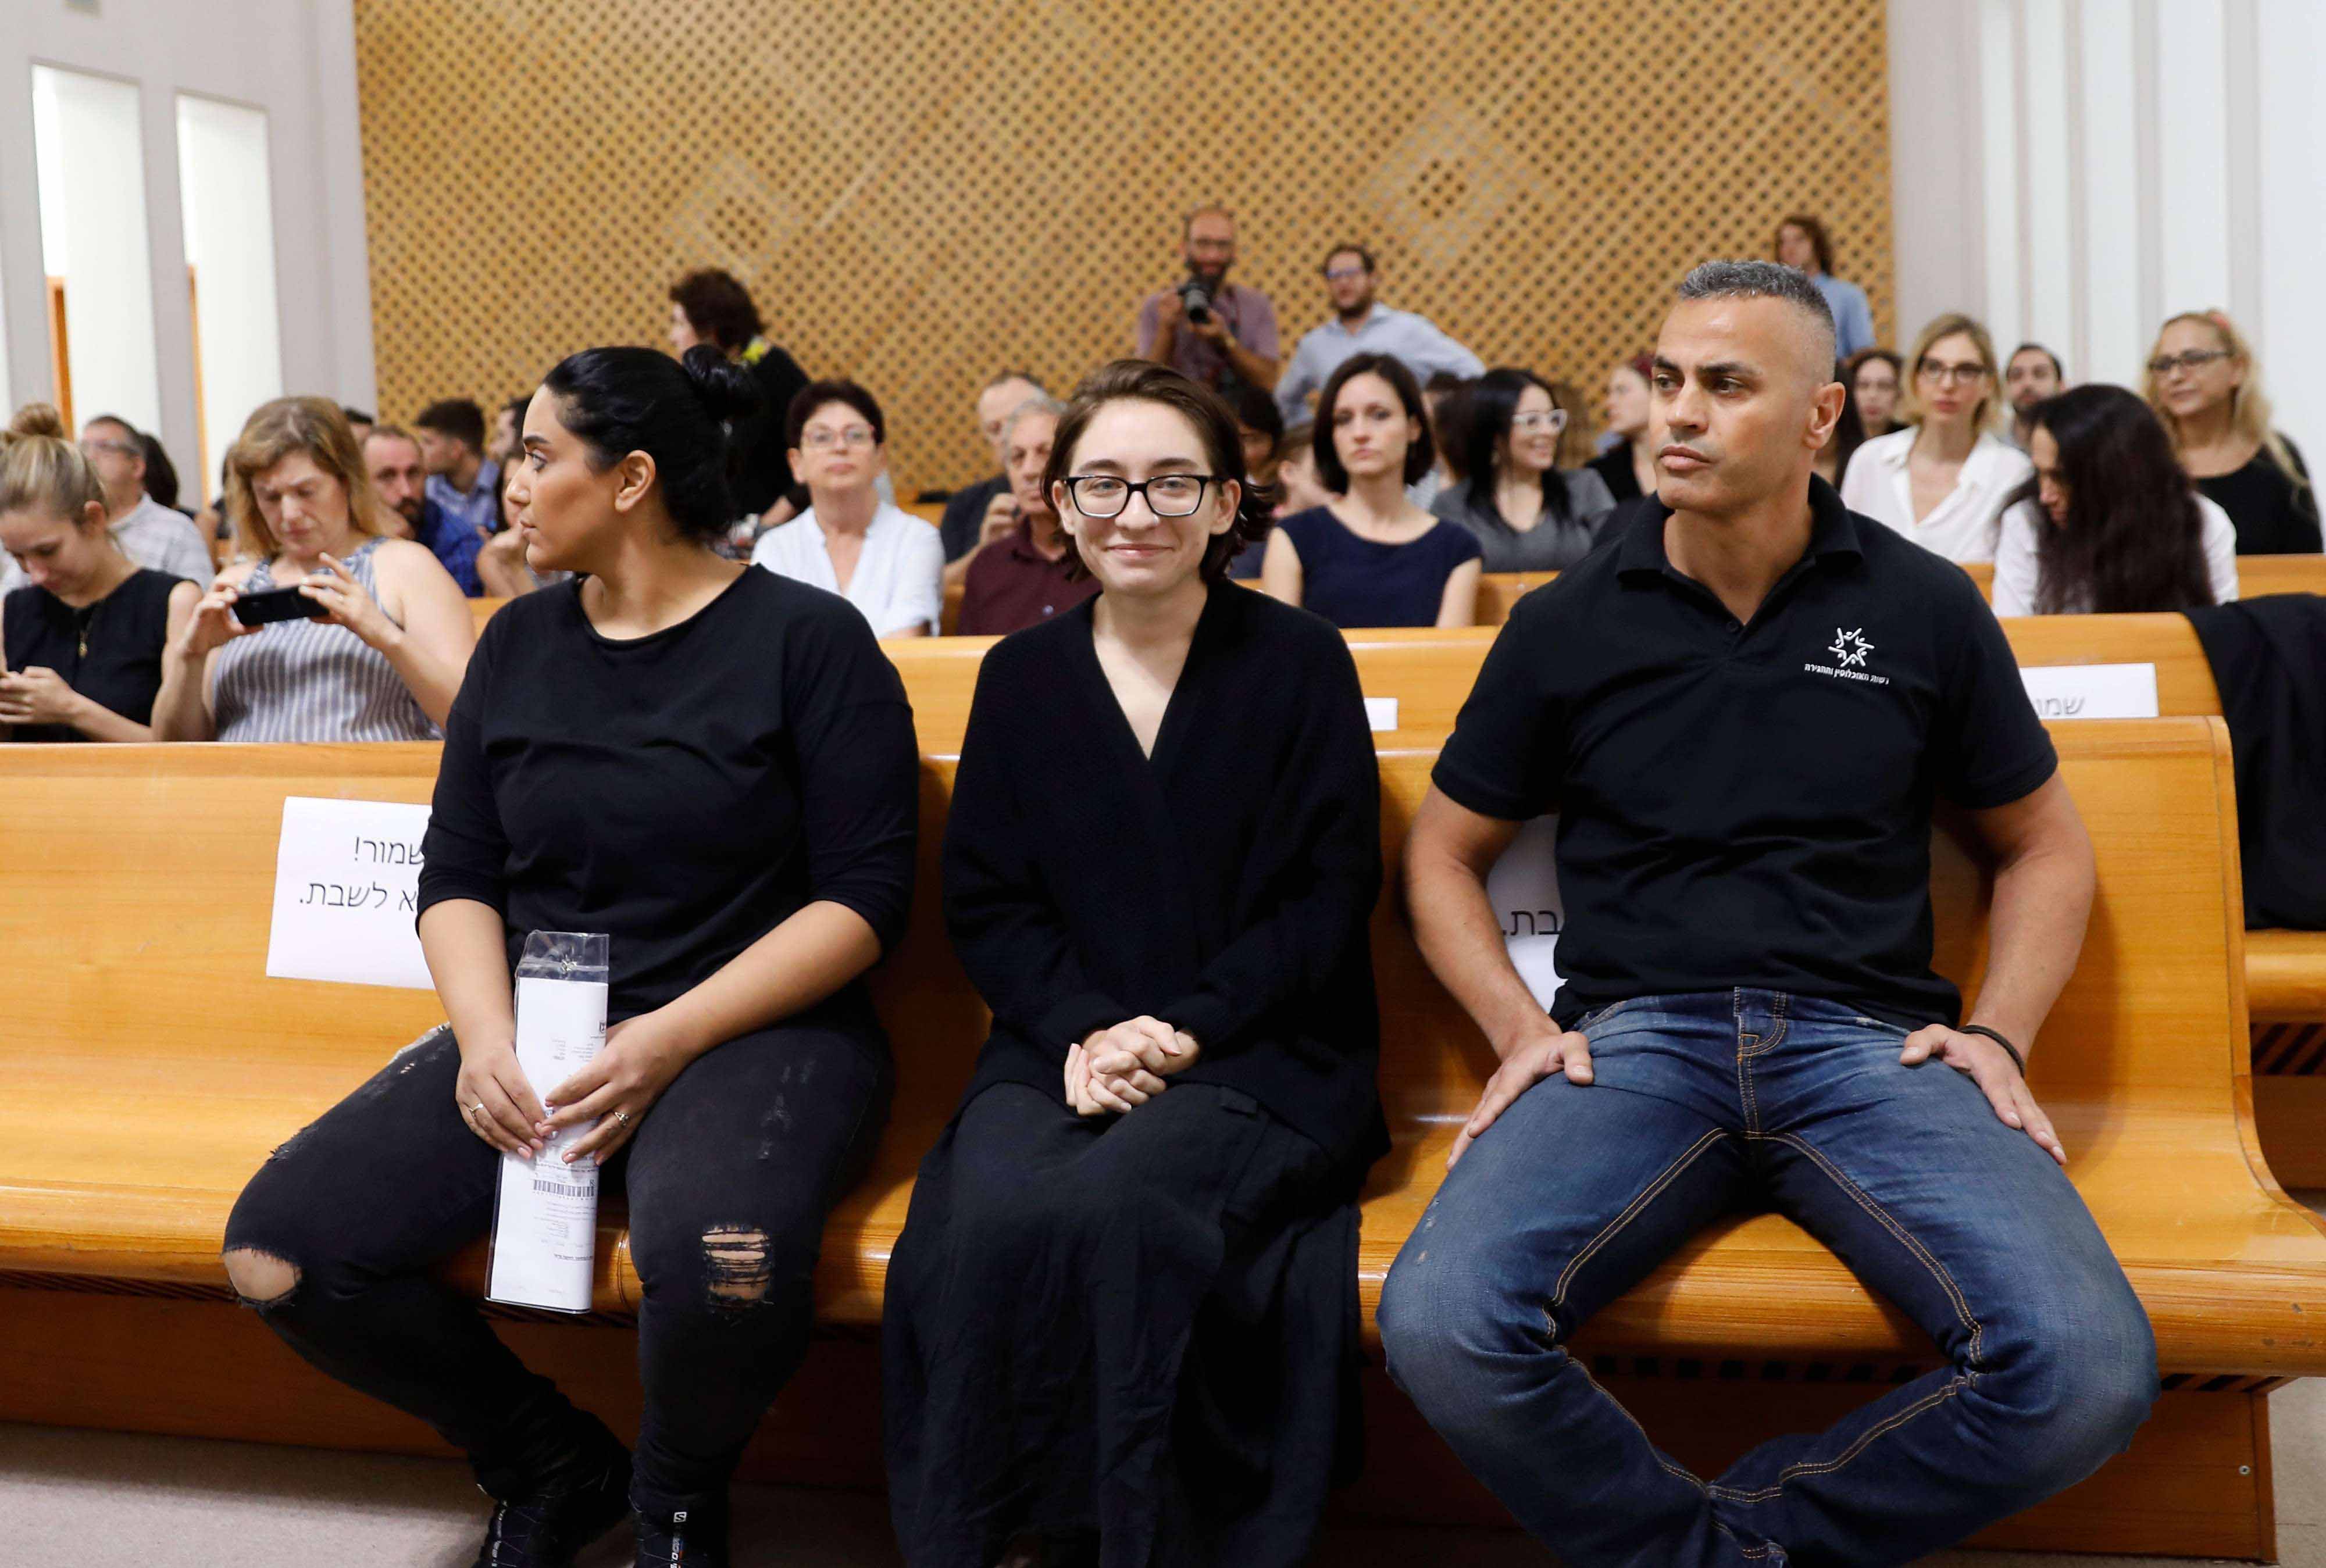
1065, 1016, 1201, 1117
455, 1010, 688, 1163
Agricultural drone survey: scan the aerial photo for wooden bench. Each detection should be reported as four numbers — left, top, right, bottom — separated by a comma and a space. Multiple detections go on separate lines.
0, 719, 2320, 1554
474, 552, 2326, 647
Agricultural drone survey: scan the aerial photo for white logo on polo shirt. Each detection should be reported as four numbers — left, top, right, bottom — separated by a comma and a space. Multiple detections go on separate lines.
1805, 626, 1892, 687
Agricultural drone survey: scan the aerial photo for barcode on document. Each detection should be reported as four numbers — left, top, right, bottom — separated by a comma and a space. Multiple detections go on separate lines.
531, 1178, 593, 1198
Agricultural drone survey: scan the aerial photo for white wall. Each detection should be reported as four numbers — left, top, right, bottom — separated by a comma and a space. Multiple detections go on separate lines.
178, 94, 286, 500
1888, 0, 2326, 456
0, 0, 372, 487
33, 63, 164, 437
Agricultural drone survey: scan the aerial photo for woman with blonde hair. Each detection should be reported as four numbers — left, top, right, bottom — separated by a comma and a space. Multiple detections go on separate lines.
1, 404, 199, 741
1840, 312, 2033, 563
2143, 310, 2320, 555
151, 397, 472, 741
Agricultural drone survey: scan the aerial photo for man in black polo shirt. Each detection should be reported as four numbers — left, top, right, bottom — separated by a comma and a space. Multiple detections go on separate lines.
1376, 261, 2156, 1566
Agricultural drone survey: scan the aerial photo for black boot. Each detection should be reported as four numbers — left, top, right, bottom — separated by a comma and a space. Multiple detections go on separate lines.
470, 1426, 632, 1568
632, 1499, 730, 1566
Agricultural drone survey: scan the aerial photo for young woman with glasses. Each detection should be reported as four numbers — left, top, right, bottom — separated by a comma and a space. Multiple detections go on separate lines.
2142, 311, 2320, 555
1840, 313, 2034, 563
748, 380, 944, 635
1260, 351, 1483, 626
884, 359, 1386, 1568
1430, 366, 1619, 570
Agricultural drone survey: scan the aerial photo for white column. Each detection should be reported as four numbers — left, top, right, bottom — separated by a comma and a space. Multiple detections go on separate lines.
2021, 1, 2079, 363
2255, 0, 2326, 456
1978, 0, 2025, 353
2154, 0, 2233, 317
2077, 0, 2144, 386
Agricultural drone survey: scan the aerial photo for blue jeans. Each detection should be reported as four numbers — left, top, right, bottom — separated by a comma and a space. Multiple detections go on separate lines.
1376, 991, 2157, 1567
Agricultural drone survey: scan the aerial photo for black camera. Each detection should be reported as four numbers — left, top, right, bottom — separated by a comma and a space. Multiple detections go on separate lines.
1178, 276, 1215, 327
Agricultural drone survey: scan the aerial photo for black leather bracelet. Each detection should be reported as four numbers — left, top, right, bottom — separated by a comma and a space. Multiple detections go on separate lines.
1958, 1024, 2026, 1076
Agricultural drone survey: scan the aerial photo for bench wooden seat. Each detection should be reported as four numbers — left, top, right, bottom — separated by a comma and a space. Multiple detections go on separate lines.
0, 722, 2318, 1367
1, 723, 2321, 1553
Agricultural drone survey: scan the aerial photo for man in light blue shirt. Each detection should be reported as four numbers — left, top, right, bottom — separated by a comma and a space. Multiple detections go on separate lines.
1275, 243, 1485, 422
414, 398, 501, 542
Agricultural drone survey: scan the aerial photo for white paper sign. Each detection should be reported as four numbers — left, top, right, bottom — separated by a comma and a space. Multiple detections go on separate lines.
2019, 663, 2160, 720
488, 974, 608, 1313
265, 797, 434, 990
1487, 814, 1565, 1009
1365, 696, 1400, 733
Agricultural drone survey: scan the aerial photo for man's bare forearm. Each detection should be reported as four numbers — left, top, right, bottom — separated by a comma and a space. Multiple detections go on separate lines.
1966, 836, 2093, 1060
1405, 841, 1556, 1060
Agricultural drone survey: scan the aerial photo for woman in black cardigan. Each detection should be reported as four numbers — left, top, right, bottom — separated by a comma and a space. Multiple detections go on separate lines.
884, 360, 1387, 1568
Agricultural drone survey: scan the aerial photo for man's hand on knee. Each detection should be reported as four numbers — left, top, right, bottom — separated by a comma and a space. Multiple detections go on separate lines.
1900, 1024, 2066, 1166
1448, 1025, 1593, 1170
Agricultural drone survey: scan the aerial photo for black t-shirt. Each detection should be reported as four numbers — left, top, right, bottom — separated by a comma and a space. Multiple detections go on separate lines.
418, 568, 919, 1024
2195, 438, 2321, 556
1585, 444, 1643, 505
3, 569, 181, 742
1433, 480, 2057, 1029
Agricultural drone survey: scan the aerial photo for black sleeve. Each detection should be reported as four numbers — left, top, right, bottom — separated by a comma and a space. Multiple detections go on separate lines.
1432, 601, 1567, 820
1162, 634, 1382, 1054
416, 620, 508, 920
2281, 438, 2322, 548
783, 603, 920, 955
1933, 577, 2058, 808
939, 480, 991, 563
941, 653, 1127, 1052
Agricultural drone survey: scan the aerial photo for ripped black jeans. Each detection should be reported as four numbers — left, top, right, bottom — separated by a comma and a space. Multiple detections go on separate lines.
222, 1015, 890, 1521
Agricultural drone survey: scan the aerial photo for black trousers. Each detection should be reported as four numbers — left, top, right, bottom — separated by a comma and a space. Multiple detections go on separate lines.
223, 1018, 889, 1519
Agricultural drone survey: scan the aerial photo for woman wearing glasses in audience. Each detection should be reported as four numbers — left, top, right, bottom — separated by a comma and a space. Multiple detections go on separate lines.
2142, 311, 2321, 556
149, 398, 475, 742
1840, 313, 2032, 563
224, 347, 918, 1568
750, 380, 944, 637
1430, 367, 1618, 572
885, 360, 1385, 1568
1991, 384, 2238, 618
0, 405, 198, 741
1583, 352, 1659, 506
1261, 352, 1482, 627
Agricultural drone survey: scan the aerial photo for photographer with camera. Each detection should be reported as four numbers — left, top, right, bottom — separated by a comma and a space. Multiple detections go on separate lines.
1134, 205, 1280, 392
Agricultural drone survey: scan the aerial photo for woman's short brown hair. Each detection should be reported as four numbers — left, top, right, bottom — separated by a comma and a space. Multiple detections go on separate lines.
1775, 214, 1836, 274
1041, 360, 1274, 583
225, 397, 388, 558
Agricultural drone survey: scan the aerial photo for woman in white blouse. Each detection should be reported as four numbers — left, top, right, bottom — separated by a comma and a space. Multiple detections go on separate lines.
1991, 384, 2237, 618
1839, 313, 2032, 563
751, 381, 941, 637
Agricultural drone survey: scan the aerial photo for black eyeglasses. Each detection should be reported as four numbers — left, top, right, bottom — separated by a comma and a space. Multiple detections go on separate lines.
2147, 349, 2232, 377
1061, 474, 1222, 519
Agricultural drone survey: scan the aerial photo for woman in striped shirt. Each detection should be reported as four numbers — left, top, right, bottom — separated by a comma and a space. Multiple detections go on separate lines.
152, 398, 473, 742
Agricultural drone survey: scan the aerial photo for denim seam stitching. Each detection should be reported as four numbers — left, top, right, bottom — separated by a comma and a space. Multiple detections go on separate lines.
1547, 1128, 1732, 1316
1575, 1355, 1713, 1492
1704, 1130, 1986, 1506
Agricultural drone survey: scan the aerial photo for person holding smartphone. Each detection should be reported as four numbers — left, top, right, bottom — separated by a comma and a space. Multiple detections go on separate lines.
0, 403, 199, 741
223, 347, 919, 1567
149, 397, 473, 742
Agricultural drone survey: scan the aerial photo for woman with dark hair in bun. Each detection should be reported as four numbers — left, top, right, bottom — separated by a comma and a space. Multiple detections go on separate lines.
884, 360, 1386, 1567
222, 345, 918, 1568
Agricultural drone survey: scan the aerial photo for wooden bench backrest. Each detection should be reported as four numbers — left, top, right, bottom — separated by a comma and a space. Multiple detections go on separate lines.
477, 555, 2323, 644
0, 719, 2249, 1194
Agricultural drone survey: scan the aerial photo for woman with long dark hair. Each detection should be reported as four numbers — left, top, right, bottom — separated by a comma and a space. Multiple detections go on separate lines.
1992, 384, 2238, 617
1429, 367, 1618, 570
222, 345, 918, 1567
884, 360, 1385, 1567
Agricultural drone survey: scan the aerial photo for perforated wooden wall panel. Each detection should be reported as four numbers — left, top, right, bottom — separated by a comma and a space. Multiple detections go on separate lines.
352, 0, 1893, 497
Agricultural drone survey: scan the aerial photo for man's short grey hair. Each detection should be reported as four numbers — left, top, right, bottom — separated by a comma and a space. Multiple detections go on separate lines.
983, 368, 1046, 394
1000, 395, 1068, 445
1676, 260, 1838, 371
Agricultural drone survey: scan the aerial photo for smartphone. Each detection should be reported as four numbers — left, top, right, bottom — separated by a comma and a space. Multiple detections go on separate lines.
230, 585, 331, 627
